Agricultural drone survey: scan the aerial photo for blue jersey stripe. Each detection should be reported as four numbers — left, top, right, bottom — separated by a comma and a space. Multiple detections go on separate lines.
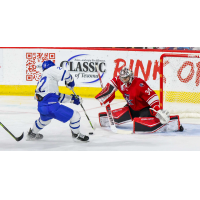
61, 70, 66, 81
60, 94, 65, 103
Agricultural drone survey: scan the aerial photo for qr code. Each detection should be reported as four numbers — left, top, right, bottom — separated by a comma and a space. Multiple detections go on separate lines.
26, 52, 55, 81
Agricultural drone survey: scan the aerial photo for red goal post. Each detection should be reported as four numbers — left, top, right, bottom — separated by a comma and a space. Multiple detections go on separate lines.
159, 53, 200, 117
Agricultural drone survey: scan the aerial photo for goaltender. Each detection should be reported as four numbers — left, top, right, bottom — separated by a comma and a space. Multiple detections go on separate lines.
95, 67, 183, 133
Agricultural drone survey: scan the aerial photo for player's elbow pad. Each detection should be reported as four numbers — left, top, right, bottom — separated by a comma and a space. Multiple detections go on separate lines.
95, 83, 115, 105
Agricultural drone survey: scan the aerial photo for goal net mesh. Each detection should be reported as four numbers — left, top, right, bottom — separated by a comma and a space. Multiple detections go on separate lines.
163, 55, 200, 118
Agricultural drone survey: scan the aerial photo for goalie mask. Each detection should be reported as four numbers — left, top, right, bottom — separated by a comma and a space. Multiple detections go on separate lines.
119, 67, 133, 85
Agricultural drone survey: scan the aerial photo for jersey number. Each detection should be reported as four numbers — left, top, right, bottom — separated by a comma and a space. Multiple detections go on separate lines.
36, 76, 47, 93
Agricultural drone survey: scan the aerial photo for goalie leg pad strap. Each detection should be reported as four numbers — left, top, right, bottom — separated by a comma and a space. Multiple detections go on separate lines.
99, 106, 132, 127
133, 115, 181, 133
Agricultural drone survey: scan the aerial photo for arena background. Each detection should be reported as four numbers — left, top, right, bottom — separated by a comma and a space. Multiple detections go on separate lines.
0, 47, 199, 99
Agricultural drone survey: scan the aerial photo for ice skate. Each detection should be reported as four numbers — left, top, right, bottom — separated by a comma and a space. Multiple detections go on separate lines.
71, 131, 89, 141
26, 128, 43, 141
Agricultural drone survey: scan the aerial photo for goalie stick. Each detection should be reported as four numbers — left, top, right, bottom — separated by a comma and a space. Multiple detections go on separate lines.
0, 122, 24, 141
95, 64, 132, 134
71, 89, 95, 130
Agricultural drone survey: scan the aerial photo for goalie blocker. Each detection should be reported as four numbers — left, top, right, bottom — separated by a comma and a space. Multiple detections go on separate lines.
99, 107, 183, 133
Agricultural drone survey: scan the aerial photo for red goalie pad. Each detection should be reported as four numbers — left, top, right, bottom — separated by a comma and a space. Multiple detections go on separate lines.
133, 115, 181, 133
95, 83, 116, 105
99, 106, 132, 127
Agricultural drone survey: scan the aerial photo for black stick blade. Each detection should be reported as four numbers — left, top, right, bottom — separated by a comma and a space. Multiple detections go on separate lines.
16, 132, 24, 142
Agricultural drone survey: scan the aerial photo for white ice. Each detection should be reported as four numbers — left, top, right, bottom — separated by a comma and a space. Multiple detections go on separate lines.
0, 96, 200, 151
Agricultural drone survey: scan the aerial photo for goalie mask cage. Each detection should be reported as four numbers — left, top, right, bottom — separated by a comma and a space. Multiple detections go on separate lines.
160, 53, 200, 118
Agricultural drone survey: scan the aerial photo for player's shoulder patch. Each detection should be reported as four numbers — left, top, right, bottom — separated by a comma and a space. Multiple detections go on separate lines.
135, 77, 146, 86
139, 83, 144, 87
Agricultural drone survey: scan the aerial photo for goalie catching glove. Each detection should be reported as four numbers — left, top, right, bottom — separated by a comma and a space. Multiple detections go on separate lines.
70, 94, 83, 105
65, 75, 75, 90
95, 83, 116, 106
150, 105, 170, 124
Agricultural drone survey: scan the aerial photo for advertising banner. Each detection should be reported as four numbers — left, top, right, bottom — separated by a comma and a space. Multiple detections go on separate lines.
24, 49, 55, 83
24, 49, 163, 90
23, 49, 200, 92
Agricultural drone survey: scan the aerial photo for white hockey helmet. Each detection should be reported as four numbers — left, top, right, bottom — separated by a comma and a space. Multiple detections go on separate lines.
119, 67, 133, 85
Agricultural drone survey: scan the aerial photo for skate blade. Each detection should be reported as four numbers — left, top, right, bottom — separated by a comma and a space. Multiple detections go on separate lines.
26, 136, 43, 141
72, 137, 89, 142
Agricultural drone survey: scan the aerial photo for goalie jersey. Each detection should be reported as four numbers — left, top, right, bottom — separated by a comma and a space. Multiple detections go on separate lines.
96, 76, 160, 111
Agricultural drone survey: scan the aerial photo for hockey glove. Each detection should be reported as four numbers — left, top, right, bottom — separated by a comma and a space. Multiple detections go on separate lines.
150, 106, 170, 124
95, 83, 116, 106
70, 94, 83, 105
65, 75, 75, 90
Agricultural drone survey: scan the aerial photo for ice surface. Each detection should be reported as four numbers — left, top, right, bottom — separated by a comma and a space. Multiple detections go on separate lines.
0, 96, 200, 151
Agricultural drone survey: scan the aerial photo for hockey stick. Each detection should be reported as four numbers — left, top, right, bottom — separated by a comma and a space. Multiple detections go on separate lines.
0, 122, 24, 141
71, 89, 95, 130
95, 64, 132, 134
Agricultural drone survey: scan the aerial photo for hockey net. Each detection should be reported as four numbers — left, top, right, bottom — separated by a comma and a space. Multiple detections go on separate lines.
160, 53, 200, 118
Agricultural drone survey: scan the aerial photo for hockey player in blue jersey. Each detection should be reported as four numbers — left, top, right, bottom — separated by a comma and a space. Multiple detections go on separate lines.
26, 60, 89, 141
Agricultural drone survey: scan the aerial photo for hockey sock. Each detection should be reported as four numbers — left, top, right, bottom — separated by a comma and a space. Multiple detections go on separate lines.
69, 110, 81, 134
32, 118, 51, 133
